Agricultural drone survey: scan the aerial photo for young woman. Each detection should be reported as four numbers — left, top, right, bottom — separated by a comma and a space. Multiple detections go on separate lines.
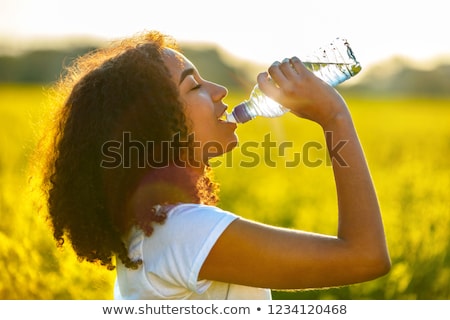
36, 31, 390, 299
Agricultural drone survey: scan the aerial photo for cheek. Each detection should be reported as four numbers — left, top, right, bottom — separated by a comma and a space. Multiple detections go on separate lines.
185, 106, 209, 131
184, 98, 214, 126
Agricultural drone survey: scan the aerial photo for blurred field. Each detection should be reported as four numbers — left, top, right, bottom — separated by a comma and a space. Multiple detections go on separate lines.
0, 84, 449, 299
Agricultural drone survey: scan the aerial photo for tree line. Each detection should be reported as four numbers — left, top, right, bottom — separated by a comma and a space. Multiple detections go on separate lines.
0, 44, 449, 97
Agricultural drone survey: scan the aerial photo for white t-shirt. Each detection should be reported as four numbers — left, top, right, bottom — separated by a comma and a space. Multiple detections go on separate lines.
114, 203, 271, 300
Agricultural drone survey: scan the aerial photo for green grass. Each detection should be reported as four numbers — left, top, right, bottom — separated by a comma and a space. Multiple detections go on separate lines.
1, 84, 449, 299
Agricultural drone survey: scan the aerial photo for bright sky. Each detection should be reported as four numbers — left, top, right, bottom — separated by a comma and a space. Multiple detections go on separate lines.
1, 0, 449, 68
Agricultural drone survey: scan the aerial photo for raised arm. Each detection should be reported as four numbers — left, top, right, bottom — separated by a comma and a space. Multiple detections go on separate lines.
199, 57, 390, 289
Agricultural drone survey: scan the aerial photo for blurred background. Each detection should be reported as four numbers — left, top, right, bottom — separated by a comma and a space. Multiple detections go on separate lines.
0, 0, 449, 299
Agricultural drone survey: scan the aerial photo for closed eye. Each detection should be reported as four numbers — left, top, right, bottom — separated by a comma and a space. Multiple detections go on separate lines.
191, 83, 202, 91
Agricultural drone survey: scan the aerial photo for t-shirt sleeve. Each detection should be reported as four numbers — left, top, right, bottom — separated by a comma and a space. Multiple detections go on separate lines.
141, 204, 238, 294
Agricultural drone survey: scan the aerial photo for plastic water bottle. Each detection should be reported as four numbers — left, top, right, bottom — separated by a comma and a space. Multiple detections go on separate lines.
226, 38, 362, 124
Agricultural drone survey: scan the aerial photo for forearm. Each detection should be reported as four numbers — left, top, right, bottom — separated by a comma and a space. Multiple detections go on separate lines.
322, 112, 389, 260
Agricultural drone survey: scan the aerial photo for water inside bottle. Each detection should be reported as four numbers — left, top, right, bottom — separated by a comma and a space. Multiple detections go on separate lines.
302, 61, 362, 86
302, 62, 362, 76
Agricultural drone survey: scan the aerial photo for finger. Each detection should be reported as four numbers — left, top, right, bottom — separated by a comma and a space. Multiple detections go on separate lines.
279, 57, 299, 79
267, 60, 290, 88
257, 71, 277, 89
290, 56, 310, 74
257, 71, 281, 100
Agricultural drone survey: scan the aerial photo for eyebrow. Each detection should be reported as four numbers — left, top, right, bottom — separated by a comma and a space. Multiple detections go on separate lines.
179, 68, 195, 85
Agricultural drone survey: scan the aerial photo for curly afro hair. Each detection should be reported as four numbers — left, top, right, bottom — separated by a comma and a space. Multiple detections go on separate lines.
32, 31, 219, 271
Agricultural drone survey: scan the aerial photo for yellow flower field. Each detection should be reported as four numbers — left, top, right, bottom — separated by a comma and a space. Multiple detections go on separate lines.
0, 84, 448, 299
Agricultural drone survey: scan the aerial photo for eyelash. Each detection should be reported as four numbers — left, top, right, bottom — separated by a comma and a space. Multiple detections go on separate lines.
191, 84, 202, 91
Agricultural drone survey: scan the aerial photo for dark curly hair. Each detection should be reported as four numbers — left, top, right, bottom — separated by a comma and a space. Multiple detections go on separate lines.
32, 31, 219, 271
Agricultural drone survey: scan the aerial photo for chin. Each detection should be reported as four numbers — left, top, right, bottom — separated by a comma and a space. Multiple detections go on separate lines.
225, 139, 238, 153
203, 139, 238, 165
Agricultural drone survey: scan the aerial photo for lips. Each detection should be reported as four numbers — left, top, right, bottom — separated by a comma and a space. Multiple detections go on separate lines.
216, 105, 237, 128
217, 106, 229, 122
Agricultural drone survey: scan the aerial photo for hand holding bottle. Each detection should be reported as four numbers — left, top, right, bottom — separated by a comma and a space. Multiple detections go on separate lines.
257, 56, 350, 128
225, 38, 361, 125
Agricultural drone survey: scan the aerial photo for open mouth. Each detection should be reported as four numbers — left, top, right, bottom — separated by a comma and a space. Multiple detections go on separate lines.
218, 112, 229, 122
218, 108, 230, 122
218, 106, 237, 124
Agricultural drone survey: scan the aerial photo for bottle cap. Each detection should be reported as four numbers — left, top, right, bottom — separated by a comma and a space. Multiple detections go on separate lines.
227, 102, 252, 123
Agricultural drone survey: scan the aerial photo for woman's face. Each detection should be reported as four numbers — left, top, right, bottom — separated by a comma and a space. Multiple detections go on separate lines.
162, 48, 238, 167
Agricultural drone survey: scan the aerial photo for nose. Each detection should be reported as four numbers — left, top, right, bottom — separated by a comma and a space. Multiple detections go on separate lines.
209, 81, 228, 102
